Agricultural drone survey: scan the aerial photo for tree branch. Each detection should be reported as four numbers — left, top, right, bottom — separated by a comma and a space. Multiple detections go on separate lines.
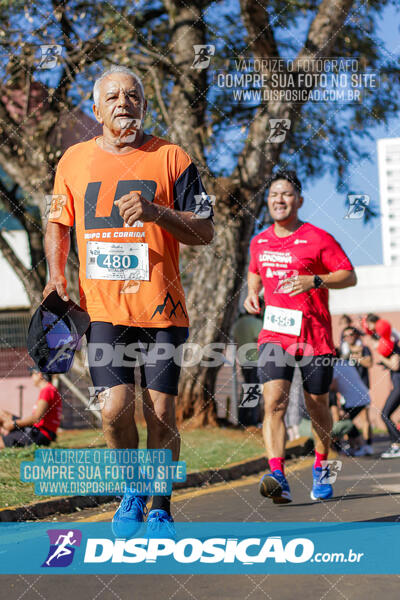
299, 0, 355, 59
235, 0, 356, 200
239, 0, 280, 63
127, 8, 166, 31
162, 0, 210, 168
0, 178, 47, 285
0, 180, 24, 227
148, 66, 172, 128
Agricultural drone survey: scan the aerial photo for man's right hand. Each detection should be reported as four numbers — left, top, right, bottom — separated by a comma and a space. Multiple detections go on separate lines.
244, 292, 260, 314
43, 275, 69, 301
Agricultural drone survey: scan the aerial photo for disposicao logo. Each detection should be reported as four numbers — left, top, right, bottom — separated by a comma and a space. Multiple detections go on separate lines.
83, 536, 314, 564
42, 529, 82, 567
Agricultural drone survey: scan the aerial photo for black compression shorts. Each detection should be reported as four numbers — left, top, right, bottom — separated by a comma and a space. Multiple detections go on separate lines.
257, 343, 334, 395
2, 425, 52, 447
86, 322, 189, 396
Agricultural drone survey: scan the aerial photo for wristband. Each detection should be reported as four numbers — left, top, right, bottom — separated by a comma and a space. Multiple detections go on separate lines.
12, 415, 19, 429
313, 275, 323, 289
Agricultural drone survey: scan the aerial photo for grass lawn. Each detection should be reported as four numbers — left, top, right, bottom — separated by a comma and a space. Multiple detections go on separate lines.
0, 426, 265, 509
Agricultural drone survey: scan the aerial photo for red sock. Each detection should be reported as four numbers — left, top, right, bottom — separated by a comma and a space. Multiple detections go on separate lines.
269, 457, 285, 473
314, 451, 328, 469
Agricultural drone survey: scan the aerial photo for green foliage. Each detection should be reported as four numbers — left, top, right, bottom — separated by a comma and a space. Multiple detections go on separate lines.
0, 427, 264, 508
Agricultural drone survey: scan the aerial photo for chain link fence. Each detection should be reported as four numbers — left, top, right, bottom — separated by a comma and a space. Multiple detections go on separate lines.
0, 310, 31, 378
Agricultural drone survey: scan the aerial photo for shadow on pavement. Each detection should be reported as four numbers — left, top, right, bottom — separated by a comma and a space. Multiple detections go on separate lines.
360, 514, 400, 522
280, 491, 400, 508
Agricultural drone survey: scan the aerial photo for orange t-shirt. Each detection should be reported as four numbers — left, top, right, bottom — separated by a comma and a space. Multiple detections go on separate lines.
49, 136, 208, 327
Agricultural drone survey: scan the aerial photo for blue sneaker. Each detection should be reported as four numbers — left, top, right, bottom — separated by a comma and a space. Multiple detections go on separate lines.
259, 470, 292, 504
310, 465, 333, 500
146, 509, 176, 539
112, 493, 148, 537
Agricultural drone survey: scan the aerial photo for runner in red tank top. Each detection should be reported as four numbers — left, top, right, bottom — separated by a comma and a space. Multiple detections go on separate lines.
244, 170, 357, 504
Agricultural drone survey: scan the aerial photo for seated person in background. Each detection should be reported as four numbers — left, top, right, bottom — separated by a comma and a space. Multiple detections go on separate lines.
363, 313, 400, 343
0, 367, 62, 448
330, 352, 372, 456
340, 316, 363, 357
362, 315, 400, 458
341, 326, 373, 447
339, 314, 352, 340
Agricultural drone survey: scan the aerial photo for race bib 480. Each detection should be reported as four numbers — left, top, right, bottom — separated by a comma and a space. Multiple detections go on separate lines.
86, 241, 149, 281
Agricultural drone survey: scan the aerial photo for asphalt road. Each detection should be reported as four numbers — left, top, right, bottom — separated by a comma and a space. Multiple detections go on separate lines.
1, 439, 400, 599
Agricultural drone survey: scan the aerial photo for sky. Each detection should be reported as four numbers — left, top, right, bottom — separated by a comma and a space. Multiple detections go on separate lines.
298, 3, 400, 267
201, 2, 400, 267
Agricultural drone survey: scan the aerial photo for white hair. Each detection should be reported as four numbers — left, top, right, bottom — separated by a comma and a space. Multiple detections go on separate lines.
93, 65, 144, 107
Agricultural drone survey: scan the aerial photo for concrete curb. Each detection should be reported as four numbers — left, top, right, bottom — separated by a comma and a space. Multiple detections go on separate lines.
0, 436, 314, 522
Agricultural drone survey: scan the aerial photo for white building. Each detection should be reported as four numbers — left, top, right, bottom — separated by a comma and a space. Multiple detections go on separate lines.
330, 264, 400, 315
377, 137, 400, 267
0, 229, 31, 310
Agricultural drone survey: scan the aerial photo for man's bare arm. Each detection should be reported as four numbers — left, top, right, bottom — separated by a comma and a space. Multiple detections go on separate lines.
319, 269, 357, 289
358, 354, 373, 368
152, 206, 214, 246
289, 269, 357, 296
43, 221, 71, 300
14, 399, 49, 428
379, 351, 400, 372
115, 192, 214, 245
244, 271, 263, 314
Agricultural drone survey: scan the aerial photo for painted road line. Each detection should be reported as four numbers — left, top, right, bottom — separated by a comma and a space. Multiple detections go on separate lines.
372, 484, 400, 493
340, 473, 400, 481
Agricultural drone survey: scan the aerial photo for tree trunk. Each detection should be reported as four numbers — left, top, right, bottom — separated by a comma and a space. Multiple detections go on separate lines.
177, 180, 266, 425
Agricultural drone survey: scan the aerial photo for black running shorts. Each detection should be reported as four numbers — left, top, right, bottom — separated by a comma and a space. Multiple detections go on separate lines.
2, 425, 52, 447
257, 343, 334, 395
86, 322, 189, 396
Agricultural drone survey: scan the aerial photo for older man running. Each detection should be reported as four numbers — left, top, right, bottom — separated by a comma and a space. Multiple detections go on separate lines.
44, 66, 213, 535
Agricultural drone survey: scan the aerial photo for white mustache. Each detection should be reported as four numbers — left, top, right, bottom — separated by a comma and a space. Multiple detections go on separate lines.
116, 117, 141, 129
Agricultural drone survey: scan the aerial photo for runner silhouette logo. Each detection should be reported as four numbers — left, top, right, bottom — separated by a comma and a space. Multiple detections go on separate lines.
193, 193, 215, 218
191, 45, 215, 70
345, 194, 370, 219
267, 119, 291, 143
240, 384, 263, 407
38, 44, 62, 69
42, 529, 82, 568
320, 460, 342, 484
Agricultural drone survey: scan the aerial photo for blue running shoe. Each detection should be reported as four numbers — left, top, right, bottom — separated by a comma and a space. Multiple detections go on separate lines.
259, 470, 292, 504
146, 509, 176, 539
112, 493, 148, 537
310, 465, 333, 500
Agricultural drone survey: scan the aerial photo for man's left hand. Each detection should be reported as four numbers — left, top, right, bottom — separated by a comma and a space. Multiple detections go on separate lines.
288, 275, 315, 296
115, 192, 157, 226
